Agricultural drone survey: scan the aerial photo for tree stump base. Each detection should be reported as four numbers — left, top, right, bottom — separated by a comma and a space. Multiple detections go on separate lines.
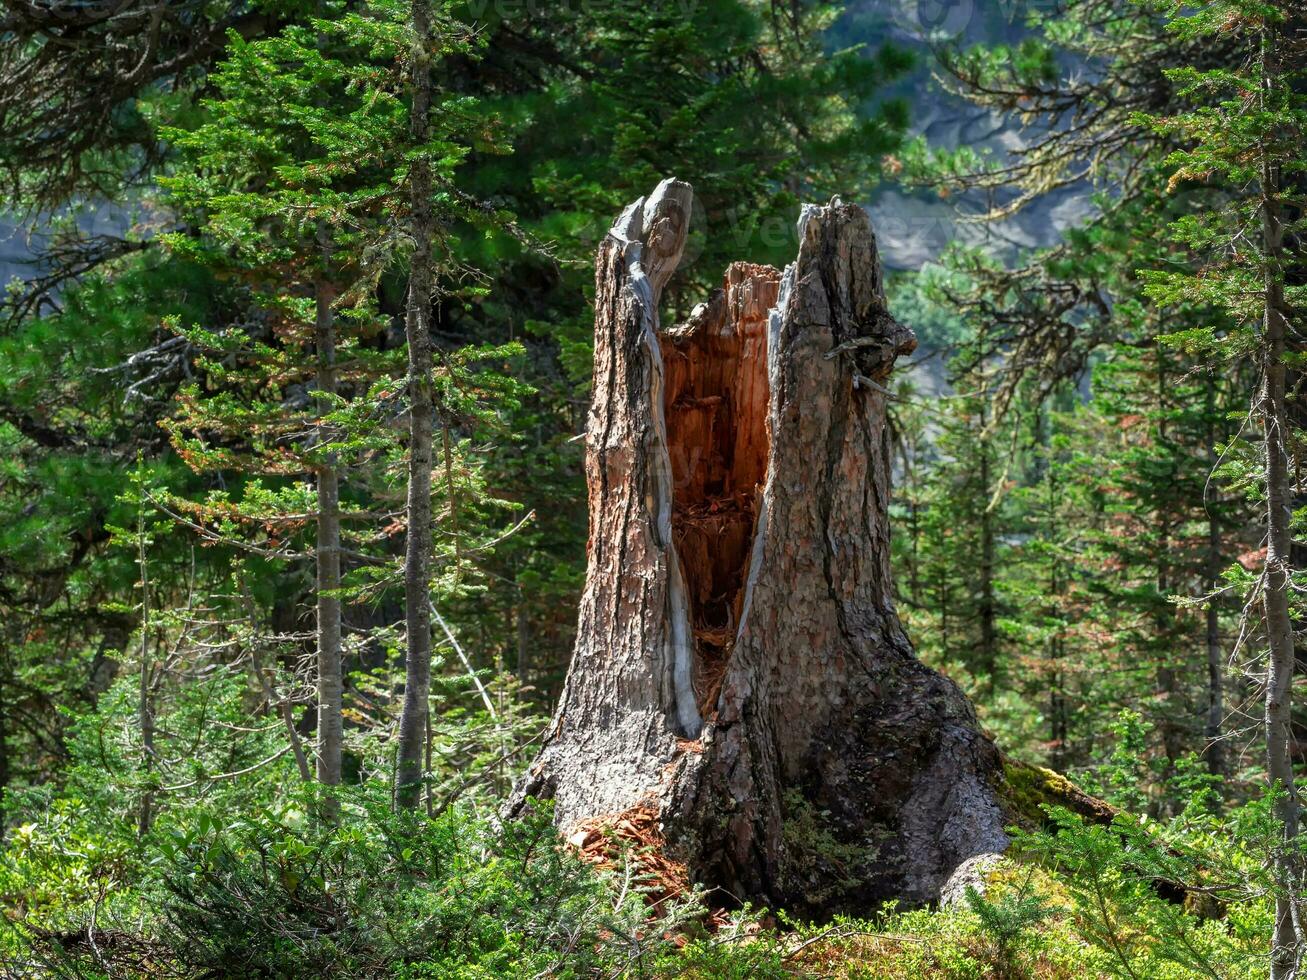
509, 179, 1010, 916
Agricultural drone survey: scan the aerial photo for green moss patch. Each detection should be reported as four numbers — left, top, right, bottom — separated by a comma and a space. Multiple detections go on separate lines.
999, 758, 1117, 829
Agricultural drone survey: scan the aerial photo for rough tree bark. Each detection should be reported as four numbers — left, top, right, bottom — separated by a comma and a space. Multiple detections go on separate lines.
1260, 21, 1303, 974
978, 397, 997, 690
315, 266, 343, 799
508, 179, 1010, 915
394, 0, 435, 810
1204, 373, 1226, 779
313, 12, 343, 805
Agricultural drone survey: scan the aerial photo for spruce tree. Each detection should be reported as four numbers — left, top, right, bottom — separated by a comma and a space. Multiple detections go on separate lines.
394, 0, 438, 811
158, 0, 524, 809
1140, 1, 1307, 970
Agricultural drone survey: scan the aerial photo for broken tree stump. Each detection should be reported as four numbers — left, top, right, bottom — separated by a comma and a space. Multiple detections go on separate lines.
508, 178, 1010, 915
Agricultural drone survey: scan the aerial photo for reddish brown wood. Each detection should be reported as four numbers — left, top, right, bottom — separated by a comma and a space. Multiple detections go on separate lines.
509, 179, 1009, 915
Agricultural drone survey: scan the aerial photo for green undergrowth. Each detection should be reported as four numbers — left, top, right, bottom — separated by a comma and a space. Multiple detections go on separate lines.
0, 796, 1274, 979
0, 695, 1281, 979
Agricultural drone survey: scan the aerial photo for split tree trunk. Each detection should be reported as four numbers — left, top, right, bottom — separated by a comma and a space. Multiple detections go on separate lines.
509, 179, 1010, 915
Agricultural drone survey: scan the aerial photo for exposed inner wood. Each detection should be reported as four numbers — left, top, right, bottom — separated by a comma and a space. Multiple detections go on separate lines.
661, 262, 779, 719
510, 188, 1007, 913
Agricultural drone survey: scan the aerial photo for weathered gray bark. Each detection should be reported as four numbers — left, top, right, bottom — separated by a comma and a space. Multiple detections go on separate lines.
1260, 23, 1303, 975
978, 398, 997, 689
137, 503, 155, 838
394, 0, 435, 810
509, 179, 1009, 915
315, 269, 343, 798
1204, 373, 1226, 779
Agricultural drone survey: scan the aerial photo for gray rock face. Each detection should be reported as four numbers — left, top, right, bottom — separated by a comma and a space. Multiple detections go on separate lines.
1, 200, 138, 293
938, 852, 1006, 909
0, 221, 33, 287
835, 0, 1093, 271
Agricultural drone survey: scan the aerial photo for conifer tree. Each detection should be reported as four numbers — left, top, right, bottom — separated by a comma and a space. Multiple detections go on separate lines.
1140, 1, 1307, 971
1081, 346, 1245, 790
900, 379, 1016, 692
394, 0, 438, 811
158, 0, 524, 809
160, 8, 402, 797
915, 0, 1267, 793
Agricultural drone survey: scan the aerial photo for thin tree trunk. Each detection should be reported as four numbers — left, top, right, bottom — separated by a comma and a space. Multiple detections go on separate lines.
509, 183, 1009, 914
1204, 373, 1226, 778
137, 502, 155, 838
0, 647, 9, 840
1153, 352, 1184, 792
1263, 254, 1301, 980
515, 585, 530, 682
315, 262, 343, 800
1204, 536, 1225, 776
242, 582, 312, 782
394, 0, 435, 809
1049, 638, 1068, 774
1261, 24, 1302, 972
308, 0, 343, 808
979, 398, 997, 689
1037, 405, 1070, 774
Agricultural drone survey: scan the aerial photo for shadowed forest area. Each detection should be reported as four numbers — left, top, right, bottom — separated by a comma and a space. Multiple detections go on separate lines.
1, 0, 1306, 977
